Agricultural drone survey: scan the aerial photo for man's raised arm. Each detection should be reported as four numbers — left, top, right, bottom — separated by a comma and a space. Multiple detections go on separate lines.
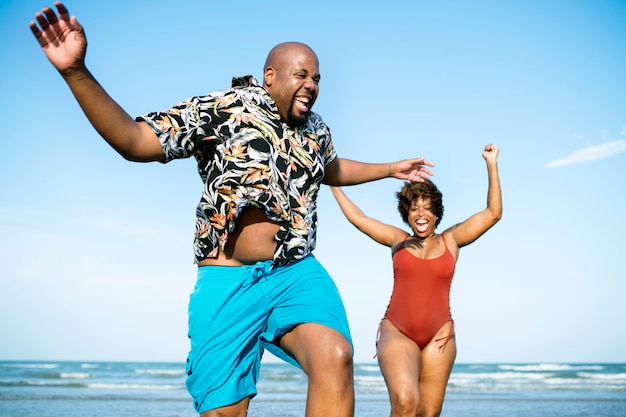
30, 2, 164, 162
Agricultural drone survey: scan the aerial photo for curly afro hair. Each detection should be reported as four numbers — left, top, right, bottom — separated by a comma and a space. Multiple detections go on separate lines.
396, 180, 444, 229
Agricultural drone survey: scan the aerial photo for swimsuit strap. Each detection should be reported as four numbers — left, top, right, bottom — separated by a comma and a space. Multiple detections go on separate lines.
440, 232, 449, 252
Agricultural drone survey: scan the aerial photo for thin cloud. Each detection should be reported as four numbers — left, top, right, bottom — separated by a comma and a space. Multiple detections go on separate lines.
545, 139, 626, 168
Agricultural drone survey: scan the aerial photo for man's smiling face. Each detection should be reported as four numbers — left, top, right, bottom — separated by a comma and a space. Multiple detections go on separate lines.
264, 43, 320, 127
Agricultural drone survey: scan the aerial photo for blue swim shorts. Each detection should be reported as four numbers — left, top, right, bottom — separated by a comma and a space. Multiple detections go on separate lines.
185, 254, 352, 413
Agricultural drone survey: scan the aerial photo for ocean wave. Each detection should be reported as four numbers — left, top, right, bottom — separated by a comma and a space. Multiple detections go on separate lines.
257, 385, 307, 394
60, 372, 91, 379
27, 371, 92, 380
498, 364, 605, 372
578, 372, 626, 382
0, 380, 88, 388
0, 363, 59, 369
452, 371, 554, 381
135, 369, 185, 377
355, 364, 380, 373
262, 371, 306, 382
449, 370, 626, 393
354, 375, 385, 385
87, 383, 185, 390
0, 394, 190, 402
0, 380, 186, 391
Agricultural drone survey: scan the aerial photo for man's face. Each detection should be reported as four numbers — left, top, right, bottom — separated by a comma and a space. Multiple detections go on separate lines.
265, 48, 320, 127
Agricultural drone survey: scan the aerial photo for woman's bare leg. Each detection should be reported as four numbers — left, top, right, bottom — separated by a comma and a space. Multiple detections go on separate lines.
377, 319, 421, 417
416, 321, 457, 417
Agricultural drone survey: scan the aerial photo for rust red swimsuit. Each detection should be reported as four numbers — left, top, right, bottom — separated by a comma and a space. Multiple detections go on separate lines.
384, 237, 456, 350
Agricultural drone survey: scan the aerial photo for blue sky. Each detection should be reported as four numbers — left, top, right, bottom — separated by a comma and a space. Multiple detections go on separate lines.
1, 0, 625, 364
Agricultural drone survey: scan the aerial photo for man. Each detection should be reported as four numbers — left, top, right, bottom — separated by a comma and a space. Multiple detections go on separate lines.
30, 3, 434, 416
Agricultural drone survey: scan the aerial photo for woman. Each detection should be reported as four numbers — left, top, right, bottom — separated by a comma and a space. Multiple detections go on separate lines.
331, 144, 502, 417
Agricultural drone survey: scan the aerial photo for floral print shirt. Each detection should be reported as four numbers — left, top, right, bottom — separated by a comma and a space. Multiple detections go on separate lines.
137, 76, 336, 264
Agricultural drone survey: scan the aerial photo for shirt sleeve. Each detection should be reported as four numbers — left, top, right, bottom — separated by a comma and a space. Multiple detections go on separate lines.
136, 94, 231, 163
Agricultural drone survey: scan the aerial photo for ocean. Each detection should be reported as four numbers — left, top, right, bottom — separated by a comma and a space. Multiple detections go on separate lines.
1, 361, 624, 416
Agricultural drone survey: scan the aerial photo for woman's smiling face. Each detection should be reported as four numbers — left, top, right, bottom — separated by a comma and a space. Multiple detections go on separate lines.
408, 197, 436, 237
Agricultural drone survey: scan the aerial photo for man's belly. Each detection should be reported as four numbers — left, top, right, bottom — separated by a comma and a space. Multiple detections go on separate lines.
198, 207, 281, 266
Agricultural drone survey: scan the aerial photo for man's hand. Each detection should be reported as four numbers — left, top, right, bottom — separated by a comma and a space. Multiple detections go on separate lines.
30, 2, 86, 75
390, 157, 435, 182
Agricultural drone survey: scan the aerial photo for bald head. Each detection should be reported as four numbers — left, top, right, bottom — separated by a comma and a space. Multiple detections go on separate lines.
262, 42, 321, 127
264, 42, 318, 76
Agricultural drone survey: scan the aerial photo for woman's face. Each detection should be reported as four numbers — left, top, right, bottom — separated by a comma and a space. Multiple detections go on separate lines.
408, 196, 436, 237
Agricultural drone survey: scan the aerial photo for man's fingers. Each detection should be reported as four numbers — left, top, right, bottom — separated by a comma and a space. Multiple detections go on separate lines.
34, 10, 50, 30
29, 20, 42, 38
33, 5, 70, 47
43, 6, 59, 25
56, 2, 71, 22
420, 167, 434, 177
30, 14, 51, 47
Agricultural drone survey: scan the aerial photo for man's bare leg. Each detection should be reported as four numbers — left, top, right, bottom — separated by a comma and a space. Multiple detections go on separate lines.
280, 323, 354, 417
200, 397, 250, 417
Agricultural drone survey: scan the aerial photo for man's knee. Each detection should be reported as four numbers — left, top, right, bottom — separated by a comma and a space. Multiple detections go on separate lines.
285, 323, 353, 374
315, 328, 353, 364
309, 337, 353, 383
305, 342, 353, 393
321, 336, 353, 368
